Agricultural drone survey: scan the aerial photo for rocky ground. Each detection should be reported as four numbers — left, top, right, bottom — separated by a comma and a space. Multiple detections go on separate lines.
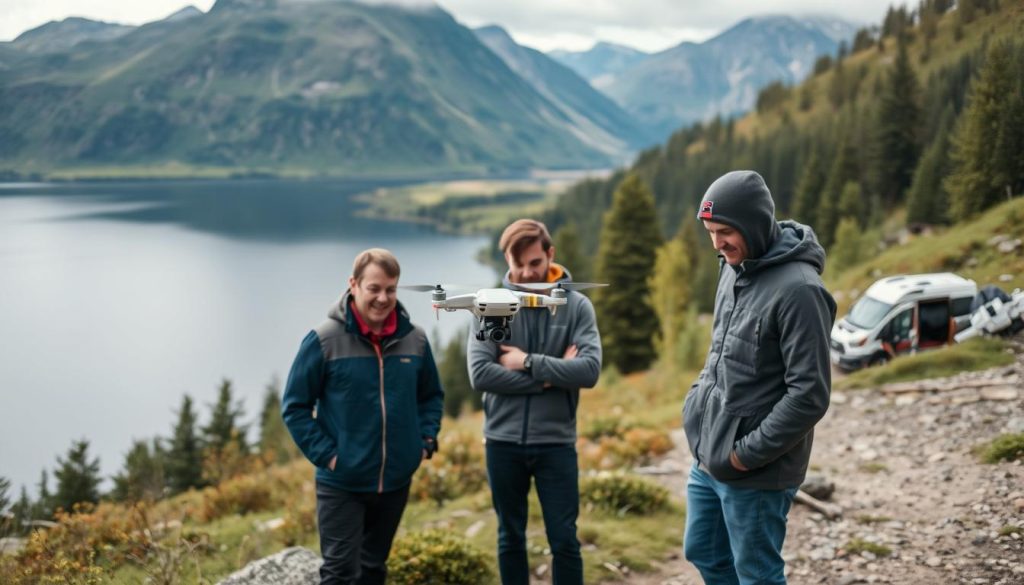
624, 357, 1024, 585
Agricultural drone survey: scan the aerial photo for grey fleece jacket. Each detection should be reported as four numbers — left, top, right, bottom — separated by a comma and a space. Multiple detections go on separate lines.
467, 266, 602, 445
683, 220, 837, 490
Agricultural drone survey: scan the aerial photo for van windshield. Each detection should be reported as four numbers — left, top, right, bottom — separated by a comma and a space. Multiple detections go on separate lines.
846, 296, 893, 329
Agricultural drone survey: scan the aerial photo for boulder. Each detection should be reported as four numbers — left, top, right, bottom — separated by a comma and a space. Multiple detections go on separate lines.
217, 547, 321, 585
800, 474, 836, 501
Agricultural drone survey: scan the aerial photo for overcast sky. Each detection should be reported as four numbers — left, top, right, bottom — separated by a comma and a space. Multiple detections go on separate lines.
1, 0, 900, 52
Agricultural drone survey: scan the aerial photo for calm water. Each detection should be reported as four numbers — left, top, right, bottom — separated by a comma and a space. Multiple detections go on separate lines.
0, 179, 495, 495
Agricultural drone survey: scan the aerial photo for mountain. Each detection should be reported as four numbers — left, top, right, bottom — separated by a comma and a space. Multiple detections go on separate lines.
0, 0, 622, 178
598, 15, 858, 139
10, 17, 135, 54
473, 26, 651, 156
548, 42, 649, 91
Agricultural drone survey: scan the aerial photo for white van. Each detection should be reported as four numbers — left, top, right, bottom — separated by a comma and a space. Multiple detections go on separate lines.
830, 273, 977, 370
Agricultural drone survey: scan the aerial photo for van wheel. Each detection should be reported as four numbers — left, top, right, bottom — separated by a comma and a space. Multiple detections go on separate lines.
868, 353, 889, 367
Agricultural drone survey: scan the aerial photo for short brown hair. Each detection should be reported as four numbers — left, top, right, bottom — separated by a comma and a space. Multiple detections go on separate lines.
499, 219, 552, 260
352, 248, 400, 282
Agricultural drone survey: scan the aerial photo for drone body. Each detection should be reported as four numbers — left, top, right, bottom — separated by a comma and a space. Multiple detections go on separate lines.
401, 282, 604, 342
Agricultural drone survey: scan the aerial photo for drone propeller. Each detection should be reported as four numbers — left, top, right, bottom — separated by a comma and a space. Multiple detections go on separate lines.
515, 281, 609, 291
399, 283, 475, 292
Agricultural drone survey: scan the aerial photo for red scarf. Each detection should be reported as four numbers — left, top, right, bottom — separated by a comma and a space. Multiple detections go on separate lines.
349, 300, 397, 344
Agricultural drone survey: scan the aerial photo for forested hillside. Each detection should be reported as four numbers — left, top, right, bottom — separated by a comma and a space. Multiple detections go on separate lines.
541, 0, 1024, 316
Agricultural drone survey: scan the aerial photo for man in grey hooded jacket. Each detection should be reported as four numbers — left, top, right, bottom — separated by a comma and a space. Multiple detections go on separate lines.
682, 171, 836, 584
468, 219, 601, 585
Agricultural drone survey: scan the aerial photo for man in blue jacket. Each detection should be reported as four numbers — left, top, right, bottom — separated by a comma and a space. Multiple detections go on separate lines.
468, 219, 602, 585
282, 248, 443, 585
682, 171, 836, 584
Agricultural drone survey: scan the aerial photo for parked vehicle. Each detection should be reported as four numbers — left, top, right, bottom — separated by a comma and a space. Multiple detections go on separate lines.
830, 273, 977, 370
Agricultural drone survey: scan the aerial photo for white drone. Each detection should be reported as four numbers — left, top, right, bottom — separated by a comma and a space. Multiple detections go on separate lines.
401, 282, 606, 342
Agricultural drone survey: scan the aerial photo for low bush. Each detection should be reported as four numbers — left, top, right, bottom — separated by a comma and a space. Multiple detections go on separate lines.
387, 529, 491, 585
198, 474, 276, 522
978, 433, 1024, 463
411, 429, 487, 507
579, 472, 669, 516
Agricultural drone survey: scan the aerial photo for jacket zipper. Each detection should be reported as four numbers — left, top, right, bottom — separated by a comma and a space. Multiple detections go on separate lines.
373, 342, 386, 493
696, 287, 738, 461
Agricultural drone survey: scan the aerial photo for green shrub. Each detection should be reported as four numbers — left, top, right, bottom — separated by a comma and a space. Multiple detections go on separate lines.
198, 474, 275, 522
842, 538, 891, 557
410, 429, 487, 507
978, 433, 1024, 463
580, 472, 669, 516
387, 529, 491, 585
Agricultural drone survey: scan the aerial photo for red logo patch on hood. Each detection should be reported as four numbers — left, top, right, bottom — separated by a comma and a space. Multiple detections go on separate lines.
699, 200, 713, 219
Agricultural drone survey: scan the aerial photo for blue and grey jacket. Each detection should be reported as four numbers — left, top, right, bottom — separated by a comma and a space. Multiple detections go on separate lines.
683, 219, 837, 490
282, 291, 443, 493
467, 265, 601, 445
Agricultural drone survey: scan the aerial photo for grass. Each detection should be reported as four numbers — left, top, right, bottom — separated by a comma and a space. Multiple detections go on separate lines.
842, 538, 892, 558
834, 337, 1014, 391
976, 433, 1024, 464
999, 525, 1023, 537
858, 462, 889, 474
855, 515, 893, 525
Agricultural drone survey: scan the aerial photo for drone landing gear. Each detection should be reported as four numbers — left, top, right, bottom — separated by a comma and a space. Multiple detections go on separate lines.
477, 316, 512, 343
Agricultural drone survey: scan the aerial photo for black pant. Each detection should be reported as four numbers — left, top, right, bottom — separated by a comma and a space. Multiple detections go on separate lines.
315, 481, 410, 585
486, 440, 582, 585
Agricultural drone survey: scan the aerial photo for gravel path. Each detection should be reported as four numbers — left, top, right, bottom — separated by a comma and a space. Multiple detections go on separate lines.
620, 358, 1024, 585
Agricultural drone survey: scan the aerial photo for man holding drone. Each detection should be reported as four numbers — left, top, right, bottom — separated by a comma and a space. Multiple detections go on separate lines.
282, 248, 444, 585
682, 171, 836, 584
468, 219, 602, 585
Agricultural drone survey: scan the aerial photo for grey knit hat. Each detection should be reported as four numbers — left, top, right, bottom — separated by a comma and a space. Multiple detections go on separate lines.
697, 170, 780, 260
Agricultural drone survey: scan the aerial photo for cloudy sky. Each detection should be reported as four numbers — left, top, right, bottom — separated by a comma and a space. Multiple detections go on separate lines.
1, 0, 898, 52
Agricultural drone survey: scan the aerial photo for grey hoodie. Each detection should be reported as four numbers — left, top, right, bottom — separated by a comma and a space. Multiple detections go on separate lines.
467, 265, 602, 444
683, 218, 837, 490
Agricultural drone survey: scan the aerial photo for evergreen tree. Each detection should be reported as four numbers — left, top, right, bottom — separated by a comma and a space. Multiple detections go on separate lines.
837, 181, 866, 227
872, 37, 922, 205
53, 439, 102, 513
553, 223, 591, 283
790, 151, 827, 222
648, 231, 692, 362
439, 331, 474, 418
10, 486, 32, 535
593, 173, 663, 373
830, 218, 868, 273
0, 476, 10, 536
165, 394, 205, 494
907, 108, 955, 224
258, 378, 299, 465
203, 379, 248, 455
818, 139, 859, 248
947, 41, 1024, 217
33, 470, 53, 520
112, 439, 166, 502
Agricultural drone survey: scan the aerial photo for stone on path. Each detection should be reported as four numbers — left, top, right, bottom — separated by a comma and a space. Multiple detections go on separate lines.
217, 547, 321, 585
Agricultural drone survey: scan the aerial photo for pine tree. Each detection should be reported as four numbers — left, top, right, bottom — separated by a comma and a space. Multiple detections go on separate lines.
947, 41, 1024, 218
907, 108, 955, 224
165, 394, 205, 494
790, 150, 827, 222
439, 331, 474, 418
648, 231, 692, 362
553, 223, 591, 283
818, 139, 859, 248
10, 486, 32, 535
203, 379, 248, 455
872, 37, 922, 205
33, 470, 53, 520
53, 439, 102, 513
594, 173, 663, 374
830, 218, 867, 273
0, 476, 11, 536
258, 378, 299, 465
837, 181, 866, 227
112, 439, 166, 502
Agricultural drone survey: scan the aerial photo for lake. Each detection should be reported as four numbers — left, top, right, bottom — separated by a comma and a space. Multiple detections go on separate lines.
0, 179, 497, 496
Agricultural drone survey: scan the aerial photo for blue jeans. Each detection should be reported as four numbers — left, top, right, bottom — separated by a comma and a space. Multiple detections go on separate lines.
684, 464, 797, 585
486, 440, 582, 585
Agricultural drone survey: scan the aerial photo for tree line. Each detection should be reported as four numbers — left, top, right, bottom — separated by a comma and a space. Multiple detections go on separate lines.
0, 379, 299, 536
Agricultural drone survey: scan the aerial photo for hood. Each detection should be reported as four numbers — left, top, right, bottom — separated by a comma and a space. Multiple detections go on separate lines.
327, 290, 415, 337
501, 262, 573, 290
698, 170, 781, 261
734, 220, 826, 277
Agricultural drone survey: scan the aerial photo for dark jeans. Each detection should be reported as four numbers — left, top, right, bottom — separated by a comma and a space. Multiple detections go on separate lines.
315, 481, 410, 585
486, 440, 582, 585
684, 464, 798, 585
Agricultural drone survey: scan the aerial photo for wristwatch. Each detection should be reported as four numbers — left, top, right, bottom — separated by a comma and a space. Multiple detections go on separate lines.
523, 353, 533, 372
